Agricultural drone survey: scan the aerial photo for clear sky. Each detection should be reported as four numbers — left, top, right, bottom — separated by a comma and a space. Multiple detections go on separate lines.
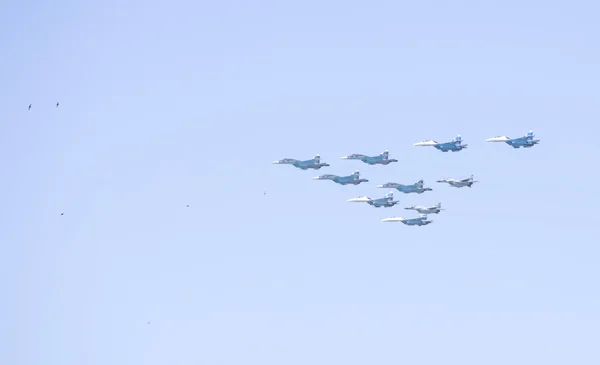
2, 0, 600, 363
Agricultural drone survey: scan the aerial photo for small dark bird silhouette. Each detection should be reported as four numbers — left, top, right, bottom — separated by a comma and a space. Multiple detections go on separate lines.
186, 205, 189, 207
56, 102, 59, 107
28, 104, 32, 110
61, 213, 64, 216
148, 321, 151, 324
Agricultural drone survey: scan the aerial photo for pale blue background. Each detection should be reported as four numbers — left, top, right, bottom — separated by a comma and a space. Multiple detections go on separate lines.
2, 0, 599, 364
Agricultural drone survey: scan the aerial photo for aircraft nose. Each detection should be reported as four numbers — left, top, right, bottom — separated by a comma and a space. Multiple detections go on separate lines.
340, 156, 349, 159
347, 197, 366, 202
272, 160, 280, 164
312, 176, 320, 180
376, 184, 384, 188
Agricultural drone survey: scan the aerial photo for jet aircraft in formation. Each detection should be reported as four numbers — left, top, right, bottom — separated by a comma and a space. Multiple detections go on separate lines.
414, 134, 467, 152
404, 202, 443, 214
340, 150, 398, 165
273, 130, 540, 227
485, 130, 540, 149
381, 214, 433, 226
376, 180, 432, 194
436, 175, 477, 188
272, 154, 330, 170
347, 191, 401, 208
312, 170, 368, 185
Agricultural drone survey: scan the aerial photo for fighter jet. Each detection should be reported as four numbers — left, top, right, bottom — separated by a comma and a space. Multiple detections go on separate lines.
340, 150, 398, 165
414, 134, 467, 152
381, 214, 432, 226
376, 180, 432, 194
437, 175, 477, 188
485, 130, 540, 148
312, 170, 368, 185
347, 191, 400, 208
404, 202, 443, 214
272, 154, 330, 170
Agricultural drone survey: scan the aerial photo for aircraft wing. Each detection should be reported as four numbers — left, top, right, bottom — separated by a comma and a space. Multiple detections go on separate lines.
436, 141, 453, 148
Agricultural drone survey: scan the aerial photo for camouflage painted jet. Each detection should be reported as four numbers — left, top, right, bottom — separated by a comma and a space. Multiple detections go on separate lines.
347, 191, 400, 208
485, 130, 540, 148
272, 154, 330, 170
436, 175, 477, 188
404, 202, 443, 214
381, 214, 432, 226
376, 180, 432, 194
340, 150, 398, 165
414, 134, 467, 152
312, 170, 369, 185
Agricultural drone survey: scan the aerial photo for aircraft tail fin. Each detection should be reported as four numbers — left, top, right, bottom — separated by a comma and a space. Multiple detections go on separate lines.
526, 130, 534, 140
384, 191, 394, 201
420, 213, 428, 219
352, 170, 360, 176
382, 150, 389, 159
417, 179, 424, 187
314, 154, 320, 163
436, 202, 441, 208
454, 134, 462, 144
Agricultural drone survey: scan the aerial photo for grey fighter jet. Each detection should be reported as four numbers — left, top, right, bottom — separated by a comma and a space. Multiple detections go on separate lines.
272, 154, 330, 170
381, 214, 433, 226
340, 150, 398, 165
404, 202, 443, 214
376, 180, 432, 194
312, 170, 369, 185
347, 191, 400, 208
436, 175, 477, 188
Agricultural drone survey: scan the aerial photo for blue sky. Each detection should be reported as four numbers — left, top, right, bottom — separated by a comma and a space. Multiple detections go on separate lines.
2, 0, 600, 363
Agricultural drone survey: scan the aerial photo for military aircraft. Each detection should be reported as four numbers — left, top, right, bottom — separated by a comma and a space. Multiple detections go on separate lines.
381, 214, 432, 226
485, 130, 540, 148
272, 154, 330, 170
376, 180, 432, 194
404, 202, 443, 214
414, 134, 467, 152
347, 191, 400, 208
436, 175, 477, 188
340, 150, 398, 165
312, 170, 368, 185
